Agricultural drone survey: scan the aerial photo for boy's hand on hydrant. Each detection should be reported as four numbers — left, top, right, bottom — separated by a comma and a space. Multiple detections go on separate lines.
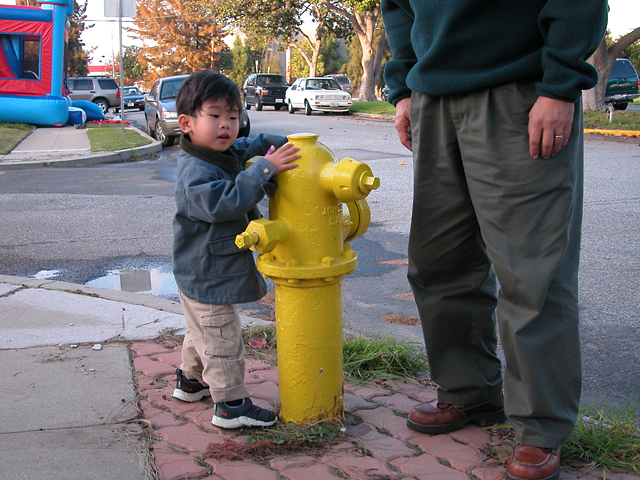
265, 143, 300, 174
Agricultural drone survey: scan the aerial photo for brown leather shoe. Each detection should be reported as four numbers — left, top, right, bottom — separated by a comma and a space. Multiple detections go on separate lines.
506, 444, 561, 480
407, 394, 505, 434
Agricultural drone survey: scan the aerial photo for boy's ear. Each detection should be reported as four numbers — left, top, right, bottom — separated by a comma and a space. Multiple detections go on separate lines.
178, 114, 192, 134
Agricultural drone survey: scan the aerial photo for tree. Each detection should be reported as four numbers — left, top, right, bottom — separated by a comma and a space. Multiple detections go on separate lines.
121, 46, 145, 84
215, 0, 350, 79
321, 0, 386, 101
584, 27, 640, 111
132, 0, 230, 82
67, 1, 92, 77
228, 37, 251, 86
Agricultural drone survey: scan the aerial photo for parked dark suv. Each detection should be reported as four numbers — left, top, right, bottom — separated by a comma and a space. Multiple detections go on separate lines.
68, 76, 119, 113
242, 73, 289, 111
605, 58, 640, 110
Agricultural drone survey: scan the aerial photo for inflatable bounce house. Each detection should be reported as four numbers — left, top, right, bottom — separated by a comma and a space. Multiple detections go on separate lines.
0, 0, 80, 126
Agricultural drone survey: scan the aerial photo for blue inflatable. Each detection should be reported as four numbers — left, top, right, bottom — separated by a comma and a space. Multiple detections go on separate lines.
71, 100, 104, 121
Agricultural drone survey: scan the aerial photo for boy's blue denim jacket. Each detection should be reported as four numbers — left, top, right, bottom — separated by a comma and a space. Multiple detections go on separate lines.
173, 133, 287, 305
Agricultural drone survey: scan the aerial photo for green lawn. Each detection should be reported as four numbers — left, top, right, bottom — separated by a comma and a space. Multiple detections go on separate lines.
0, 122, 33, 155
85, 122, 152, 152
583, 109, 640, 131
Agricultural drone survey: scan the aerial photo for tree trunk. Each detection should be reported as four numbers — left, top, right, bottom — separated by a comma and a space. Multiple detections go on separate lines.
356, 10, 378, 101
584, 40, 611, 111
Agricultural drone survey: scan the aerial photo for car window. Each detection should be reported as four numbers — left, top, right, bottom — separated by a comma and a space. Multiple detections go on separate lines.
98, 78, 118, 89
160, 80, 184, 100
124, 87, 141, 95
258, 75, 286, 85
611, 60, 637, 78
72, 79, 93, 90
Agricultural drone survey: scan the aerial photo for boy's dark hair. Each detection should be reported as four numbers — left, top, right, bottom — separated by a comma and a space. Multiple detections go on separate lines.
176, 70, 242, 117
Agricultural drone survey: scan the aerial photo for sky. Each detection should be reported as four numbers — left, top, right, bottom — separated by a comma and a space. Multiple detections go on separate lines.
1, 0, 639, 65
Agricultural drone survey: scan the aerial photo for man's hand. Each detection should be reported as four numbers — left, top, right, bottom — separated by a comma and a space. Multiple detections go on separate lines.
395, 97, 412, 151
528, 96, 574, 159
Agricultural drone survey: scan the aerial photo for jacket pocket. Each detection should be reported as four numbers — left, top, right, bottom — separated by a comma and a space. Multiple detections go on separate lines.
209, 236, 252, 277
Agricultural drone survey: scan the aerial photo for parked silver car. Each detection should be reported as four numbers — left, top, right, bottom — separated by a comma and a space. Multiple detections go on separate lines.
68, 76, 119, 113
145, 75, 250, 147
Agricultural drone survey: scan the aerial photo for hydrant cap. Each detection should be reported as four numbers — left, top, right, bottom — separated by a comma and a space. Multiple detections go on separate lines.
332, 157, 380, 202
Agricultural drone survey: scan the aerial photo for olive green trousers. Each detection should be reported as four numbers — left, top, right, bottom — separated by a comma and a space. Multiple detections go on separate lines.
408, 80, 583, 448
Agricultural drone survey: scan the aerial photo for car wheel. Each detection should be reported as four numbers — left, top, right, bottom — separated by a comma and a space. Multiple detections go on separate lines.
255, 97, 263, 111
614, 102, 628, 111
93, 98, 109, 114
288, 101, 296, 114
156, 120, 175, 147
139, 106, 145, 111
243, 95, 251, 110
145, 115, 155, 139
305, 100, 312, 116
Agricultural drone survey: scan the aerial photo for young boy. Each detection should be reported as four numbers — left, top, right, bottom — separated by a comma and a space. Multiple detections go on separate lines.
171, 70, 299, 429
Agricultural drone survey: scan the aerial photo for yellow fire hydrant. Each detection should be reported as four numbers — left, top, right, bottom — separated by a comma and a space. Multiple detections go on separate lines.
235, 133, 379, 424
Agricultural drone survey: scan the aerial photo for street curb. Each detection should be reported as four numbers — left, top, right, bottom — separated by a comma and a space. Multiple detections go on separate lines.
0, 274, 273, 329
0, 274, 183, 314
584, 128, 639, 137
0, 126, 163, 171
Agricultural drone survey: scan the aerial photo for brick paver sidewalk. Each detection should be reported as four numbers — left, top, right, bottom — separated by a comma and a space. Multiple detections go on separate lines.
130, 341, 625, 480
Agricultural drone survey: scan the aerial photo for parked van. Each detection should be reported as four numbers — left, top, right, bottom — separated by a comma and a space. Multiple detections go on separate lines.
605, 58, 639, 110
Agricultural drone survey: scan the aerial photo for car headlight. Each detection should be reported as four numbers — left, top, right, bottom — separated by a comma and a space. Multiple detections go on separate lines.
315, 95, 324, 100
344, 95, 351, 100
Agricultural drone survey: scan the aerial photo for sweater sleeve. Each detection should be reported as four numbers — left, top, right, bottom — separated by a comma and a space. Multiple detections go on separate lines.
535, 0, 608, 101
381, 0, 416, 106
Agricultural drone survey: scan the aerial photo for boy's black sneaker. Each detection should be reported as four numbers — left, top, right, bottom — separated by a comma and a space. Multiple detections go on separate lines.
172, 368, 211, 402
211, 398, 278, 429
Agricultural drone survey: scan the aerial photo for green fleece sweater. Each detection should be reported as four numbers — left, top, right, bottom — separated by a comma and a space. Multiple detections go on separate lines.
381, 0, 608, 105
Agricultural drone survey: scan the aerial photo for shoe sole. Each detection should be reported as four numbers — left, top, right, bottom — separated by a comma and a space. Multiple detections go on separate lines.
506, 469, 559, 480
407, 409, 506, 434
211, 415, 278, 429
172, 388, 211, 403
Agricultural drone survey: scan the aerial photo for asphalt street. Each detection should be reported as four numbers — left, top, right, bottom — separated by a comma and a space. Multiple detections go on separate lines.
0, 109, 638, 410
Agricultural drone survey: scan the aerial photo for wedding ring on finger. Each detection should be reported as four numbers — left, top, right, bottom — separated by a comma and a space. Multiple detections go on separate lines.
554, 135, 564, 138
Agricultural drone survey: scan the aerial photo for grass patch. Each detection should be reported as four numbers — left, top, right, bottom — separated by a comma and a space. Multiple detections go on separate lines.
86, 122, 152, 152
202, 421, 344, 461
564, 403, 640, 473
242, 325, 429, 384
343, 334, 428, 383
351, 101, 396, 115
0, 122, 33, 155
583, 109, 640, 131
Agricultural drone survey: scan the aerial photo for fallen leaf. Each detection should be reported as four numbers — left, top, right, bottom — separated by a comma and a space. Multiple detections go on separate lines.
248, 337, 268, 349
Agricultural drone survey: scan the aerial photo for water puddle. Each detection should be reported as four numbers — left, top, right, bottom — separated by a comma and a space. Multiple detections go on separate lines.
86, 269, 178, 297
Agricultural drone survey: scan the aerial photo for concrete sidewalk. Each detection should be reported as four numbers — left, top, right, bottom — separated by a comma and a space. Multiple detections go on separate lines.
0, 123, 162, 170
0, 276, 627, 480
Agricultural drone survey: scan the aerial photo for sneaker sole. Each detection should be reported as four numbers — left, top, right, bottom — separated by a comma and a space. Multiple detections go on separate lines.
407, 409, 506, 434
211, 415, 278, 429
172, 388, 211, 403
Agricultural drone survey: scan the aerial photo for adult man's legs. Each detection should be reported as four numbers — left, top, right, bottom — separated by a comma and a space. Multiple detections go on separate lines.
455, 81, 583, 447
408, 91, 504, 407
407, 82, 583, 448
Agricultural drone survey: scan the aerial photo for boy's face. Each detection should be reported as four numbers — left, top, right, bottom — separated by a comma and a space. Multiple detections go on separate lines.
178, 98, 239, 151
